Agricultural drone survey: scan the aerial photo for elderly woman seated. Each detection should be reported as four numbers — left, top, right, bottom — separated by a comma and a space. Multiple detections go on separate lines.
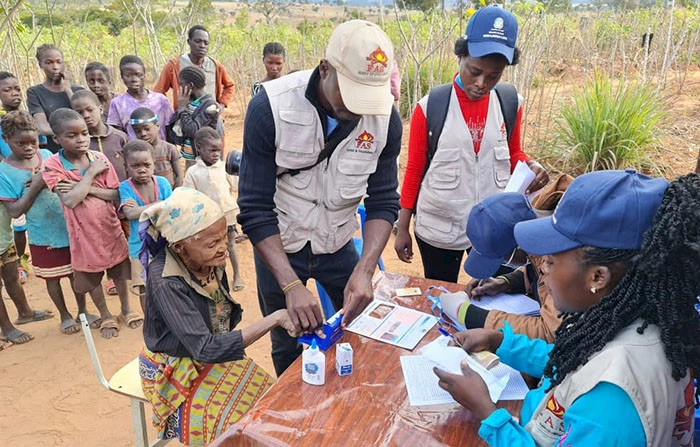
137, 187, 299, 446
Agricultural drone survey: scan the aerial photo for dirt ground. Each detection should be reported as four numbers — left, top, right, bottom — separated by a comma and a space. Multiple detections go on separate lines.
1, 70, 699, 447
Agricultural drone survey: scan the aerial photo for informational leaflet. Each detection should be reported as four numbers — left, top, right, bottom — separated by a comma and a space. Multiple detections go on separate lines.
345, 300, 438, 350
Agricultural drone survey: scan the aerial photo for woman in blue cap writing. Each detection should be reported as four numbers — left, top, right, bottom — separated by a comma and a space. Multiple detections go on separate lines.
435, 170, 700, 446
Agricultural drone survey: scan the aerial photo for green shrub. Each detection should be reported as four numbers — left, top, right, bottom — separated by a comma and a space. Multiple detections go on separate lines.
546, 74, 666, 175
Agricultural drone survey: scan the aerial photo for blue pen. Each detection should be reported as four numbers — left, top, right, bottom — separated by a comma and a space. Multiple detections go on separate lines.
437, 327, 462, 347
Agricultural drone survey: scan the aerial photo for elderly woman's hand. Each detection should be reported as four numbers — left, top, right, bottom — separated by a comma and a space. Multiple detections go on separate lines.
273, 309, 302, 338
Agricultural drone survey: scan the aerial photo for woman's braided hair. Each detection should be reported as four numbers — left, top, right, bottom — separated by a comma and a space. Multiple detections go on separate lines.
543, 173, 700, 391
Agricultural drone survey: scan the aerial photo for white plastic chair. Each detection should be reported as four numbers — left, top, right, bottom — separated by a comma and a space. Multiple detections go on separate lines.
78, 313, 170, 447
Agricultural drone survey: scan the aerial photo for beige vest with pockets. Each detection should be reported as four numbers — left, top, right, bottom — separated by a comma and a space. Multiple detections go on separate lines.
264, 69, 390, 254
525, 320, 695, 447
414, 87, 513, 250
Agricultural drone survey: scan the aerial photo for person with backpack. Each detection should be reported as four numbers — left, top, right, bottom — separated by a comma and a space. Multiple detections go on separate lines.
237, 20, 402, 376
394, 6, 549, 283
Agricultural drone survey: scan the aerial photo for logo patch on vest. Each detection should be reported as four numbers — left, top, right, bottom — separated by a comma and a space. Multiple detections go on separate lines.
366, 48, 389, 74
534, 394, 566, 439
500, 122, 507, 141
355, 130, 375, 150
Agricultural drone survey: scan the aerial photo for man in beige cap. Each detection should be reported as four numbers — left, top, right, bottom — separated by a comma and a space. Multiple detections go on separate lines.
238, 20, 402, 375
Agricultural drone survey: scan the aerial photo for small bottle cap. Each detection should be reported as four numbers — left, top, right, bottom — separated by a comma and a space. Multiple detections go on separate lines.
311, 339, 318, 350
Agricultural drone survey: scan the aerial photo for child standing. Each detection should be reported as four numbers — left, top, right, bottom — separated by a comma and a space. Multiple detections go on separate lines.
170, 66, 221, 168
130, 107, 183, 188
0, 111, 99, 336
26, 44, 84, 153
184, 127, 243, 291
107, 55, 173, 142
119, 140, 172, 310
252, 42, 286, 96
0, 71, 48, 280
71, 90, 128, 182
42, 108, 141, 338
84, 62, 116, 124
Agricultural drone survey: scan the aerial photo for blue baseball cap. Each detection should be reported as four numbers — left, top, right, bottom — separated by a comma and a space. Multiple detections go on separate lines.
514, 169, 669, 256
463, 192, 537, 279
465, 6, 518, 64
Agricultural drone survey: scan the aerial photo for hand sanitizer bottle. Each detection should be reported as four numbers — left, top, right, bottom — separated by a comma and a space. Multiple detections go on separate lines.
302, 338, 325, 385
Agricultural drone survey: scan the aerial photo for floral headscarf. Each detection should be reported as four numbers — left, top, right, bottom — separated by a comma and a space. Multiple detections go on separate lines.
138, 187, 224, 279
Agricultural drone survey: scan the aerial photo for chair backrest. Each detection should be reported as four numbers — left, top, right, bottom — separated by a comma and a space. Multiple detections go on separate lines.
78, 313, 110, 390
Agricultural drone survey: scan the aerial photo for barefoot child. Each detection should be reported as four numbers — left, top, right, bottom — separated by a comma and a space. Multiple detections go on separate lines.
42, 108, 142, 339
107, 55, 173, 142
118, 140, 172, 310
84, 62, 115, 124
252, 42, 286, 96
26, 44, 84, 153
71, 90, 128, 182
130, 107, 182, 188
170, 66, 221, 168
184, 127, 243, 291
0, 111, 99, 336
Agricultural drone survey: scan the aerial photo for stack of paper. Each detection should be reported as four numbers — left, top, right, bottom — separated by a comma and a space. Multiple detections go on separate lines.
504, 160, 535, 195
400, 336, 529, 406
472, 293, 541, 316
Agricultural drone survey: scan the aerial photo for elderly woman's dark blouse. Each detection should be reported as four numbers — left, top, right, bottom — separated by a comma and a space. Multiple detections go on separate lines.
142, 249, 245, 364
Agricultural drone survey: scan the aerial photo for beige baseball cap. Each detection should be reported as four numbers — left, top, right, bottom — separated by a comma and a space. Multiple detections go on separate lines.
326, 20, 395, 116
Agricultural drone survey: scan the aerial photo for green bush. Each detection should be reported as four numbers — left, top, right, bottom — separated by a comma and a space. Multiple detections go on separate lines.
546, 74, 666, 175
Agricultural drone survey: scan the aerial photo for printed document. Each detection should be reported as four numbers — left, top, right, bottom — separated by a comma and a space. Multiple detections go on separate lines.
345, 300, 438, 350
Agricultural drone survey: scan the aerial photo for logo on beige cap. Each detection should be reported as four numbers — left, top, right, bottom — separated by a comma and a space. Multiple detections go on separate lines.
365, 47, 389, 74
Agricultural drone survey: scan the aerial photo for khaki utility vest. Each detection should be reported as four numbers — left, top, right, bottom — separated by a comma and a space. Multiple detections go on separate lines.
265, 70, 390, 254
414, 87, 512, 250
525, 320, 694, 447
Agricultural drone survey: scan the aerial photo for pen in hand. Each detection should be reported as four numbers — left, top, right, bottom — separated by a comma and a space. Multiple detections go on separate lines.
437, 327, 462, 348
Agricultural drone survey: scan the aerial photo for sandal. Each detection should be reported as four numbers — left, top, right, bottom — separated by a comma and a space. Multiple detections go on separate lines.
15, 309, 54, 325
117, 312, 143, 329
106, 279, 118, 296
79, 313, 102, 329
5, 328, 34, 344
60, 318, 80, 335
100, 317, 120, 339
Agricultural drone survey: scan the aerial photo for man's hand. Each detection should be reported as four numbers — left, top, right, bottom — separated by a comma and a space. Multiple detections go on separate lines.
341, 269, 374, 327
525, 160, 549, 194
434, 360, 497, 420
465, 277, 509, 299
285, 283, 324, 335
